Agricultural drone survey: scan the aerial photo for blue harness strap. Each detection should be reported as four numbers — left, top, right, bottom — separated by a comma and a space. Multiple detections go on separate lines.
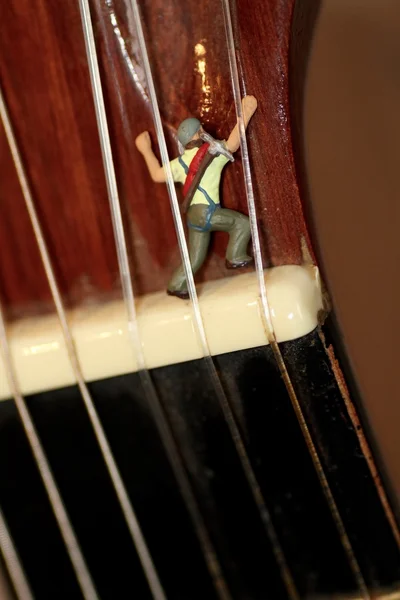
179, 156, 217, 233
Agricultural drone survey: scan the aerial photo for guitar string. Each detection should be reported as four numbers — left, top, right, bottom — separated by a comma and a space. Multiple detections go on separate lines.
77, 1, 232, 599
0, 504, 34, 600
128, 2, 299, 599
220, 1, 370, 598
0, 300, 98, 600
0, 84, 164, 600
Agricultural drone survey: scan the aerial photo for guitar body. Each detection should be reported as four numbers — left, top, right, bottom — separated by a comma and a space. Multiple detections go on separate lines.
0, 0, 399, 598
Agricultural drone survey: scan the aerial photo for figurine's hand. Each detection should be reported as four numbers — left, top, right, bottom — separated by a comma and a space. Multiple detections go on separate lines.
226, 95, 257, 153
135, 131, 152, 154
242, 95, 258, 118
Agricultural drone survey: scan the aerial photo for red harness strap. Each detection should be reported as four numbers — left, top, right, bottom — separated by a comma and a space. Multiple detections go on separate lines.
182, 142, 210, 196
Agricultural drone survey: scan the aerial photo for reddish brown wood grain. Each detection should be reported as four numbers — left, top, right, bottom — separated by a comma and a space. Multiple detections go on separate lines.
0, 0, 314, 316
0, 0, 119, 315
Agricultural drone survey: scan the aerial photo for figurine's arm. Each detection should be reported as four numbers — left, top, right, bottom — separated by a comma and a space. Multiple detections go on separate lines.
225, 95, 258, 154
135, 132, 166, 182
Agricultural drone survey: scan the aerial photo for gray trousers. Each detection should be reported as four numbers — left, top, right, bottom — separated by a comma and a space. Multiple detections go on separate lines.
167, 204, 251, 293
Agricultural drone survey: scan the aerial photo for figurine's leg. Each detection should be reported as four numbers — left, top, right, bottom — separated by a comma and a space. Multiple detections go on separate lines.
167, 228, 211, 298
210, 208, 252, 268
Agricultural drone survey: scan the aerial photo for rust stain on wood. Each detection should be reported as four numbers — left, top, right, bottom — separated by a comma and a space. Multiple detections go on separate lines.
318, 327, 400, 551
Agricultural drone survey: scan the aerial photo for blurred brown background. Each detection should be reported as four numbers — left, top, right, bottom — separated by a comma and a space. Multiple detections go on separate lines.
304, 0, 400, 502
0, 565, 12, 599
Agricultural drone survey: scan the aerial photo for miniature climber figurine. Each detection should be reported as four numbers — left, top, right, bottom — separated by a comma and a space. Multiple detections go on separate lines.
135, 95, 258, 299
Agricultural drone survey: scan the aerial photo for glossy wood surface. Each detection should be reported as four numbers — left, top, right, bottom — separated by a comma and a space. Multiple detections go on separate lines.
0, 0, 314, 317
